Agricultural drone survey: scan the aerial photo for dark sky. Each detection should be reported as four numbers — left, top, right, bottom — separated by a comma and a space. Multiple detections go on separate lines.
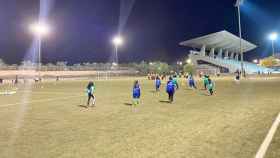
0, 0, 279, 64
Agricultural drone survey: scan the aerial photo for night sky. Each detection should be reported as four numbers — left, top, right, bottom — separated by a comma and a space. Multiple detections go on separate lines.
0, 0, 279, 64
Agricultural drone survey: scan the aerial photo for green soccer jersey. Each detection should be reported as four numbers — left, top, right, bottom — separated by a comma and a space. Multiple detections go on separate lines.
87, 86, 95, 94
207, 83, 214, 90
172, 78, 178, 84
203, 77, 209, 85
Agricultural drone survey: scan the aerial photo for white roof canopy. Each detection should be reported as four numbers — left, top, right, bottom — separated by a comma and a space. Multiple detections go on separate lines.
180, 30, 257, 53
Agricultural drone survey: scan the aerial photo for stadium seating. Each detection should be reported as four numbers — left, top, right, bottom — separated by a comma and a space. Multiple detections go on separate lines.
190, 54, 274, 74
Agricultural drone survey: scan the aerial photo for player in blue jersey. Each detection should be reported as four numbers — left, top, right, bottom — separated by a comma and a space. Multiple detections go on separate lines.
166, 77, 176, 103
155, 76, 161, 92
132, 80, 141, 106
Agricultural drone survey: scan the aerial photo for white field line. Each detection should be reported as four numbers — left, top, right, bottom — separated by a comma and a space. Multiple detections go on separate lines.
255, 112, 280, 158
19, 91, 82, 95
0, 95, 83, 108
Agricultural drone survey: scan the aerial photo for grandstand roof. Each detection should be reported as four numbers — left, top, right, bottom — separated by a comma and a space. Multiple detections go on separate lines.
180, 30, 257, 53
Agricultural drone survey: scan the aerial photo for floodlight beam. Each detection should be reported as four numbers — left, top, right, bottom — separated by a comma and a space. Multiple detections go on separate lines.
235, 0, 244, 7
29, 22, 51, 76
269, 32, 278, 56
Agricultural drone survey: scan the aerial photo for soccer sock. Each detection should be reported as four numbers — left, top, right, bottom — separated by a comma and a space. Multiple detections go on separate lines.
92, 98, 96, 105
133, 99, 137, 106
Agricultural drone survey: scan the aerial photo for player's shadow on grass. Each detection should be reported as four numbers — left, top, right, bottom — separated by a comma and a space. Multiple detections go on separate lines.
124, 103, 133, 106
77, 104, 88, 108
149, 90, 157, 93
159, 100, 171, 104
199, 93, 210, 96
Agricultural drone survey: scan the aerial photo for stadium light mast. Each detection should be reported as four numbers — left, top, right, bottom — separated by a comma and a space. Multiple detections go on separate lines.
186, 59, 192, 64
29, 22, 50, 72
235, 0, 245, 77
269, 32, 278, 57
177, 61, 183, 66
112, 35, 124, 64
253, 59, 258, 64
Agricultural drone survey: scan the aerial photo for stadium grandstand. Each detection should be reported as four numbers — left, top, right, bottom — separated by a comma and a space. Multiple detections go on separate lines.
180, 30, 274, 74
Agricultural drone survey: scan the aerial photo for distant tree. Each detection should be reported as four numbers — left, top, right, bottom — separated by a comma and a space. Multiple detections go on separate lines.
56, 61, 68, 71
260, 56, 278, 67
20, 60, 36, 70
152, 62, 170, 74
73, 63, 82, 71
183, 64, 195, 74
131, 61, 170, 75
148, 62, 157, 73
138, 61, 149, 74
9, 64, 18, 70
104, 63, 111, 70
46, 63, 56, 71
82, 62, 91, 70
20, 60, 29, 66
0, 58, 6, 69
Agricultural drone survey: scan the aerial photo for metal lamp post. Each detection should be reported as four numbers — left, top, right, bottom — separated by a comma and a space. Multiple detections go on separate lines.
112, 36, 124, 65
235, 0, 245, 77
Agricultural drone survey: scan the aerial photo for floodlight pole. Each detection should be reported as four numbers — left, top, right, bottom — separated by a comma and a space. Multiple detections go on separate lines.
30, 22, 50, 80
38, 36, 42, 72
271, 40, 275, 57
237, 4, 245, 77
112, 35, 123, 65
115, 45, 118, 64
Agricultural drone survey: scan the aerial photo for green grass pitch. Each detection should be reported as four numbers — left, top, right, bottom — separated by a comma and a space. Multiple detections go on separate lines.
0, 77, 279, 158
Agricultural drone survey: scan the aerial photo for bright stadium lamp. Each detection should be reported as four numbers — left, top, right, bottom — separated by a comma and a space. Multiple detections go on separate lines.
268, 32, 278, 56
112, 35, 124, 64
177, 61, 183, 66
269, 32, 278, 41
29, 22, 50, 37
253, 59, 258, 64
186, 59, 192, 64
112, 36, 123, 46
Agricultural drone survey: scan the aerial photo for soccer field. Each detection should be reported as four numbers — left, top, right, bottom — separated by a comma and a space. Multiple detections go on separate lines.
0, 77, 279, 158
